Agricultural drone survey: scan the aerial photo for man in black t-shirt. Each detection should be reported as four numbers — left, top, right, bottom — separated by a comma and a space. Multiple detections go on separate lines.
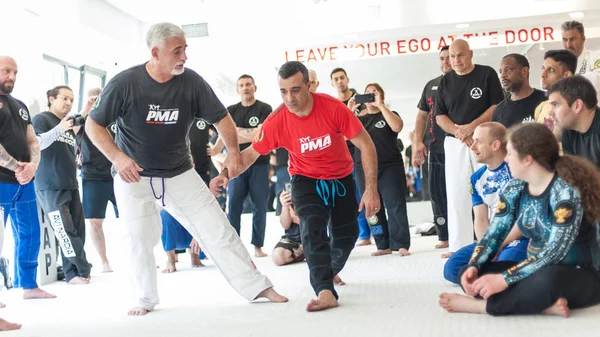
547, 76, 600, 168
216, 74, 272, 258
272, 189, 304, 266
33, 85, 92, 285
331, 67, 371, 246
75, 87, 117, 274
0, 56, 55, 312
413, 46, 452, 249
435, 39, 504, 256
492, 54, 547, 128
85, 23, 286, 316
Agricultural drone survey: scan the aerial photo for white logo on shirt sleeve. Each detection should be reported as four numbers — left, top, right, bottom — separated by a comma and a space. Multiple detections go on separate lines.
196, 120, 207, 130
470, 87, 483, 99
19, 108, 29, 121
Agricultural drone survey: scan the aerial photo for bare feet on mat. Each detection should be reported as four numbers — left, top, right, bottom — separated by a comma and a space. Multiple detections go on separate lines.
23, 288, 57, 299
371, 249, 392, 256
355, 239, 372, 246
0, 318, 21, 331
67, 277, 90, 285
543, 298, 570, 318
435, 241, 449, 249
0, 302, 5, 308
128, 307, 149, 316
162, 260, 177, 273
398, 248, 411, 256
255, 287, 288, 303
333, 275, 346, 286
190, 254, 205, 268
441, 251, 453, 259
255, 247, 268, 258
439, 293, 486, 314
306, 290, 339, 312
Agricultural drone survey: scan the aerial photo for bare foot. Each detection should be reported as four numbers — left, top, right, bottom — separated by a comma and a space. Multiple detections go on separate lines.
333, 275, 346, 286
128, 307, 149, 316
371, 249, 392, 256
439, 293, 486, 314
435, 241, 449, 249
0, 302, 5, 308
441, 251, 454, 259
543, 298, 570, 318
255, 247, 268, 258
102, 263, 113, 273
0, 318, 21, 331
162, 260, 177, 273
398, 248, 411, 256
67, 277, 90, 285
355, 239, 372, 246
190, 254, 205, 268
306, 290, 339, 312
23, 288, 57, 299
254, 287, 288, 302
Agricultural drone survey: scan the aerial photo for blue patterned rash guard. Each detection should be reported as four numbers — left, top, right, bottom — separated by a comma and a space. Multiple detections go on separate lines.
468, 174, 600, 285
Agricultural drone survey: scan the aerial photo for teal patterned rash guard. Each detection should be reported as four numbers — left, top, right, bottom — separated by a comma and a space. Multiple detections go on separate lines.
468, 174, 600, 285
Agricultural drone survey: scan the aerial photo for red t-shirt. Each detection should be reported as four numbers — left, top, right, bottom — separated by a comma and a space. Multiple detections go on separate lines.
252, 93, 364, 180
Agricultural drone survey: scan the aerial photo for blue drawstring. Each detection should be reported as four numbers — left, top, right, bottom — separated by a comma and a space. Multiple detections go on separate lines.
316, 179, 347, 208
150, 177, 166, 207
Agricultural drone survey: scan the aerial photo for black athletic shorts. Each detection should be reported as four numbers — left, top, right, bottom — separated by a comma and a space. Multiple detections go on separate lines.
82, 179, 119, 219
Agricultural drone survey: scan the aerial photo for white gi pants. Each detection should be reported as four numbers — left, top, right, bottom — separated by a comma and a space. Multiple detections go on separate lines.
444, 137, 481, 252
113, 168, 273, 310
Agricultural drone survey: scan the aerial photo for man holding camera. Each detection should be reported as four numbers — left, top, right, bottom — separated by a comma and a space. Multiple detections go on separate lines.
272, 184, 304, 266
75, 88, 117, 273
33, 85, 92, 284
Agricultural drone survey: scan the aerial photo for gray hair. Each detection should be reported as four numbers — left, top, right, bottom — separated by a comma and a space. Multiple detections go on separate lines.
561, 21, 585, 35
146, 22, 186, 49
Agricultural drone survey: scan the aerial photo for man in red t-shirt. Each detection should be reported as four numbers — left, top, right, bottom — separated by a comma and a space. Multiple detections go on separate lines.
212, 61, 380, 312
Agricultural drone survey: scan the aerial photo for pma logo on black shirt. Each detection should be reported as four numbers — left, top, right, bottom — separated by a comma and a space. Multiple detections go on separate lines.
146, 104, 179, 125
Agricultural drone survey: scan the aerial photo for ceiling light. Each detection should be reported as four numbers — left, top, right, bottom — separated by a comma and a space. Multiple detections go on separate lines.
569, 12, 584, 19
455, 23, 470, 29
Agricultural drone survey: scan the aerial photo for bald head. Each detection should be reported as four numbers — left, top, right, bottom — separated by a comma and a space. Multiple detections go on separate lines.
87, 88, 102, 97
449, 39, 474, 74
0, 56, 18, 95
308, 69, 319, 92
478, 122, 507, 152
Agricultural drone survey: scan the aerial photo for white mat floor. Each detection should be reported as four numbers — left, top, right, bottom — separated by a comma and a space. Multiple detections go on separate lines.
1, 210, 599, 337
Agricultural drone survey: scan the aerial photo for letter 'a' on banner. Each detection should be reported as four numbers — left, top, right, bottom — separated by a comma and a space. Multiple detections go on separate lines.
47, 210, 76, 258
37, 205, 57, 285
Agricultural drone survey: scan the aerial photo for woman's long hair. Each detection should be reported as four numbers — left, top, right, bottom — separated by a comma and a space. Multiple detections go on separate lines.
509, 123, 600, 224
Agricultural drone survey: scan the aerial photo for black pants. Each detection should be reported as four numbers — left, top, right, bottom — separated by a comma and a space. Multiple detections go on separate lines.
291, 174, 358, 299
459, 262, 600, 316
420, 155, 430, 201
428, 151, 448, 241
36, 189, 91, 282
355, 162, 410, 250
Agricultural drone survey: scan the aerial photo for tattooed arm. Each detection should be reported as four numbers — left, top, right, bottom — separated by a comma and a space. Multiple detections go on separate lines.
0, 143, 19, 171
13, 125, 40, 185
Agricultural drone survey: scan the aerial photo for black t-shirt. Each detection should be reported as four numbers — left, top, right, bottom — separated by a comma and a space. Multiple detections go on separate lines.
405, 145, 412, 161
275, 148, 289, 168
76, 118, 116, 180
417, 75, 446, 153
283, 222, 301, 242
228, 100, 272, 165
355, 111, 402, 166
0, 95, 31, 184
88, 64, 228, 178
562, 109, 600, 169
189, 118, 210, 172
435, 65, 504, 130
32, 111, 78, 190
492, 89, 547, 128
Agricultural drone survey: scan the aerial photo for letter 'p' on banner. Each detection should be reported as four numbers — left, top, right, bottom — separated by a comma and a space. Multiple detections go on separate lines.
37, 205, 57, 285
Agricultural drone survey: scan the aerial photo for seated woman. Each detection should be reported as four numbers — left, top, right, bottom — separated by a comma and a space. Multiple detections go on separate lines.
348, 83, 410, 256
439, 123, 600, 317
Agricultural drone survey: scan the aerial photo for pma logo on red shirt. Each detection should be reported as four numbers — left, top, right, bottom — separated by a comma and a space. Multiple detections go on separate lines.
146, 104, 179, 125
299, 134, 331, 153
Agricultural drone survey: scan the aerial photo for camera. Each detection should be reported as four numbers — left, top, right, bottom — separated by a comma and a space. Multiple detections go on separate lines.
70, 114, 86, 126
285, 183, 292, 193
354, 93, 375, 104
